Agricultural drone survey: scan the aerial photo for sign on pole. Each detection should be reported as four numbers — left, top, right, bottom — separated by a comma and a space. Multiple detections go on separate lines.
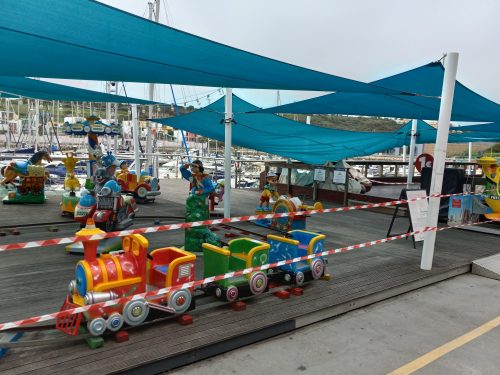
332, 169, 347, 184
406, 190, 429, 241
415, 153, 434, 173
314, 168, 326, 182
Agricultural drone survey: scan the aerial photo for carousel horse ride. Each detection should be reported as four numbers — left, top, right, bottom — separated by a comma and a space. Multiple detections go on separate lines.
115, 161, 160, 203
478, 156, 500, 220
1, 150, 52, 204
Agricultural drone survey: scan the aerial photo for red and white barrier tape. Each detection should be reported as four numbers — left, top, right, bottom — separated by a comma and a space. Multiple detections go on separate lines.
0, 190, 491, 252
0, 219, 493, 331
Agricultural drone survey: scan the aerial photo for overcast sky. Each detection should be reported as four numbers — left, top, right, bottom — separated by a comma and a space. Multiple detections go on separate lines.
47, 0, 499, 109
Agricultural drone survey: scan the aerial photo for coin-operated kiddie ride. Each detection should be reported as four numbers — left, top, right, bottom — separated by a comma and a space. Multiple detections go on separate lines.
254, 172, 323, 231
57, 220, 196, 345
69, 152, 137, 255
1, 150, 52, 204
116, 160, 160, 203
478, 156, 500, 220
180, 160, 220, 252
60, 152, 82, 216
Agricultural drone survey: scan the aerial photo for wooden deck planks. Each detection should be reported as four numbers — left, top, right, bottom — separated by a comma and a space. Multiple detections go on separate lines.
0, 182, 497, 373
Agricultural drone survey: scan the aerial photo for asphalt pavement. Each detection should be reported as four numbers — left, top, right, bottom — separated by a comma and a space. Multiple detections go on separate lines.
169, 274, 500, 375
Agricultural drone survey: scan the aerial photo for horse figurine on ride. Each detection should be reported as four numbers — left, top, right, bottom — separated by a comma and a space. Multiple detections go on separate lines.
0, 150, 52, 186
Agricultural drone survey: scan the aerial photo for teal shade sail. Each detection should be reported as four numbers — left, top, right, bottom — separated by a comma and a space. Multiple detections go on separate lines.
257, 63, 500, 123
451, 123, 500, 134
0, 0, 403, 94
0, 76, 156, 104
0, 92, 19, 99
152, 96, 500, 165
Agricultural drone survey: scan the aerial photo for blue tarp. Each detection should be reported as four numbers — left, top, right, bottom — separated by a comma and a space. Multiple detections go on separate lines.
257, 63, 500, 123
152, 96, 500, 165
0, 76, 156, 104
0, 0, 401, 94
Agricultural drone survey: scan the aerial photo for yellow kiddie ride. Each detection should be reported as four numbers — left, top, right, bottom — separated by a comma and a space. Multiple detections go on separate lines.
478, 157, 500, 220
116, 162, 160, 203
60, 152, 82, 216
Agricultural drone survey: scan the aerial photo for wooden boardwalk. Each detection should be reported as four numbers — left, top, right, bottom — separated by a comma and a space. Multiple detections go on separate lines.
0, 180, 498, 374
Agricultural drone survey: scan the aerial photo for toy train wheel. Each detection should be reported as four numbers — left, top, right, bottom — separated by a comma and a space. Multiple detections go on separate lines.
106, 312, 124, 332
249, 271, 267, 295
294, 271, 305, 286
168, 289, 192, 314
311, 259, 325, 280
87, 317, 106, 336
123, 299, 149, 326
225, 285, 239, 302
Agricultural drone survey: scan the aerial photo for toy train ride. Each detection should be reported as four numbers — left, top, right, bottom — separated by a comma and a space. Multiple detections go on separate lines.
57, 220, 327, 338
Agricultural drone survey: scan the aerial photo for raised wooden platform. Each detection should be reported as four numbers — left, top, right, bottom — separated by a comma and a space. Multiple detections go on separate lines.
0, 179, 497, 374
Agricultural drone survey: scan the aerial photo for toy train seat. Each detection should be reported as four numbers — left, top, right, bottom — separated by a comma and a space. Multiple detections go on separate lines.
148, 246, 196, 315
202, 238, 270, 301
267, 230, 326, 285
148, 247, 195, 289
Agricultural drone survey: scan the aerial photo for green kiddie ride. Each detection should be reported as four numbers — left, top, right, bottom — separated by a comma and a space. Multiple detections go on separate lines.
184, 194, 220, 252
181, 159, 220, 252
202, 238, 270, 302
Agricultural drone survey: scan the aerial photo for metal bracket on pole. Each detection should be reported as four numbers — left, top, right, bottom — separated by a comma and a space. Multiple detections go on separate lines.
421, 52, 459, 271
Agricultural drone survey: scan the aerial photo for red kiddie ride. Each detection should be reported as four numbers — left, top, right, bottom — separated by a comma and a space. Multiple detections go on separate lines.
92, 180, 137, 232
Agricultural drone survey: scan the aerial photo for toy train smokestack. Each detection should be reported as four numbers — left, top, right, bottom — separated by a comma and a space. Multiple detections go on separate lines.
75, 219, 105, 262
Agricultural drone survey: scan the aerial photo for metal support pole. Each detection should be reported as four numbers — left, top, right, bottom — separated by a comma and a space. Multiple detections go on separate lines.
223, 89, 233, 218
132, 104, 141, 176
468, 142, 472, 174
5, 99, 10, 149
34, 99, 40, 152
406, 119, 418, 188
145, 1, 157, 171
421, 52, 459, 271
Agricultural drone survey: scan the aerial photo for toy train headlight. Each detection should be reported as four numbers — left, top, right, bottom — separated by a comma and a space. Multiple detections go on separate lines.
75, 264, 88, 296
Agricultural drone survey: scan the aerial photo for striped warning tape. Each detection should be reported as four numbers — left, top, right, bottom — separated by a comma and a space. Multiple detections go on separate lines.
0, 219, 493, 331
0, 190, 491, 252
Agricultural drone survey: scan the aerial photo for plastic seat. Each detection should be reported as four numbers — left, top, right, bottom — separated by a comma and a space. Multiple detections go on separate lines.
154, 265, 169, 275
